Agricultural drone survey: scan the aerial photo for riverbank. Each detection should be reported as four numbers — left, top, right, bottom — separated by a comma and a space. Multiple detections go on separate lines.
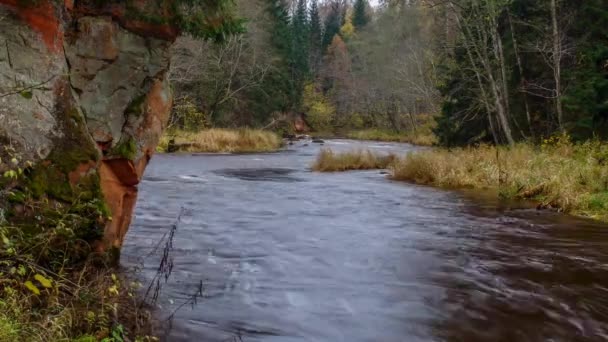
313, 138, 608, 222
157, 128, 283, 153
344, 129, 437, 146
0, 200, 158, 341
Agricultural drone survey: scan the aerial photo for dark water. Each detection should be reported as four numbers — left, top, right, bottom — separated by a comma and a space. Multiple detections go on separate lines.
122, 140, 608, 342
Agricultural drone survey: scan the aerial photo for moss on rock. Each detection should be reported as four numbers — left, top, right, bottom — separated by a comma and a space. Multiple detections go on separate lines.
110, 137, 138, 160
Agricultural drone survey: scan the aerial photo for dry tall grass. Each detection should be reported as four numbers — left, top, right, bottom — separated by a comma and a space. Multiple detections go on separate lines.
312, 148, 397, 172
391, 137, 608, 221
346, 129, 437, 146
159, 128, 282, 153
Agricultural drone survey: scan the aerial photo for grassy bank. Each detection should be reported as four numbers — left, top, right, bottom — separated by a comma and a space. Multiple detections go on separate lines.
158, 128, 282, 153
345, 129, 437, 146
313, 137, 608, 222
0, 202, 158, 341
391, 139, 608, 221
312, 148, 396, 172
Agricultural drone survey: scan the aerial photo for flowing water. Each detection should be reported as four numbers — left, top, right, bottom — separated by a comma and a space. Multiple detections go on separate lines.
122, 140, 608, 342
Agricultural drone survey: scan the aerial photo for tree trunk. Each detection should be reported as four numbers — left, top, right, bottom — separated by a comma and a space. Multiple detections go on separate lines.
551, 0, 564, 131
507, 9, 534, 138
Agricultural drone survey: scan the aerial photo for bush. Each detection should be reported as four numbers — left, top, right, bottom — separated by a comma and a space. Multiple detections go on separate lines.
301, 83, 336, 132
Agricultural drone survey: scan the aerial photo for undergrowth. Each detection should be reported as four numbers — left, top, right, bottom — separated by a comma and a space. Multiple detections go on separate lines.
0, 201, 156, 342
0, 151, 159, 341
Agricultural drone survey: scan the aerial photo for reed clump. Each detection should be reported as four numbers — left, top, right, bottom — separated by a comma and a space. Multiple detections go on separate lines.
312, 148, 397, 172
158, 128, 282, 153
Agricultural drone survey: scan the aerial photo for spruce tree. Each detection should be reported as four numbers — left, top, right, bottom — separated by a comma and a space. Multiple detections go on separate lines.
291, 0, 310, 105
264, 0, 296, 111
353, 0, 369, 30
322, 2, 342, 52
309, 0, 323, 74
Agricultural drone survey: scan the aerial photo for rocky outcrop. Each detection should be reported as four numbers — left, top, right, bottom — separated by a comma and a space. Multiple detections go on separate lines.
0, 1, 175, 252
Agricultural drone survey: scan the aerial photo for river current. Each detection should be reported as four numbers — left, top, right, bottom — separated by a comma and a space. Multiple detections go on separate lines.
122, 139, 608, 342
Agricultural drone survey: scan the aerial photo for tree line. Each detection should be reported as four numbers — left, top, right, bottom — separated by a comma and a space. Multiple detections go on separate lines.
170, 0, 607, 145
434, 0, 607, 145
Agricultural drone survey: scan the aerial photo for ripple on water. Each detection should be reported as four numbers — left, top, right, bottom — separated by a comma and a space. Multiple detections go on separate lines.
213, 168, 302, 182
124, 140, 608, 342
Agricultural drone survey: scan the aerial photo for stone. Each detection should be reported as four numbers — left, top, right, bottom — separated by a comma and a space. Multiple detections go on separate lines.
0, 0, 176, 253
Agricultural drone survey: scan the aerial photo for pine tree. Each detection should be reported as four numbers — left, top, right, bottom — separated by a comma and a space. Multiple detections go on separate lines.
353, 0, 369, 30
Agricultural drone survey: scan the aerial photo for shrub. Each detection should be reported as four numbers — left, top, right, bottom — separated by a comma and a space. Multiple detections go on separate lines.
302, 83, 336, 132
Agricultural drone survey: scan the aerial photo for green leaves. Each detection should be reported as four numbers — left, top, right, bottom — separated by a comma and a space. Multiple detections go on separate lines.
19, 90, 33, 99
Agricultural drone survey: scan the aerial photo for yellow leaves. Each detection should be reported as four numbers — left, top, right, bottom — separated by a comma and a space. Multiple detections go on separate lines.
34, 274, 52, 288
22, 273, 53, 296
340, 20, 355, 40
3, 170, 18, 179
302, 82, 335, 131
108, 273, 120, 296
24, 281, 40, 295
108, 285, 119, 296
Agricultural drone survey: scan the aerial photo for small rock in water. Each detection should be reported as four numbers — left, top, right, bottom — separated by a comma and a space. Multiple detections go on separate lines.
313, 139, 325, 143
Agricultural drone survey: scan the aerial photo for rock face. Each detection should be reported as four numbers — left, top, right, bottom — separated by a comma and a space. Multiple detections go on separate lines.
0, 1, 175, 251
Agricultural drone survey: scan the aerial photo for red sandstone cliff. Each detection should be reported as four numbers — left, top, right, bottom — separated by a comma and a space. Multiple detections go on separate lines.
0, 0, 178, 252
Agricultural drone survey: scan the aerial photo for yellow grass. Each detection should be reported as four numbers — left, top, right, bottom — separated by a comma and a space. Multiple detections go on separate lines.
390, 138, 608, 222
312, 148, 397, 172
159, 128, 283, 153
346, 128, 437, 146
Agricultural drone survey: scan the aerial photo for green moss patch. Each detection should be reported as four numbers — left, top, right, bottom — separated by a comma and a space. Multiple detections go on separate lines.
110, 137, 138, 160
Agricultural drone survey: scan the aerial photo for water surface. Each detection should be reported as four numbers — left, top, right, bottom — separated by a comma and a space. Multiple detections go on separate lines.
123, 140, 608, 342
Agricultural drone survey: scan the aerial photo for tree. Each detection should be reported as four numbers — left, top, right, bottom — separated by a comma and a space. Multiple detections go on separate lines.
321, 35, 355, 126
265, 0, 298, 111
291, 0, 310, 102
353, 0, 369, 30
550, 0, 564, 131
340, 9, 355, 40
309, 0, 323, 74
170, 0, 275, 127
562, 0, 608, 138
322, 1, 342, 52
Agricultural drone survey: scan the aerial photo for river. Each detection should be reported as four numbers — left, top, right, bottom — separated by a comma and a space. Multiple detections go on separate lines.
122, 139, 608, 342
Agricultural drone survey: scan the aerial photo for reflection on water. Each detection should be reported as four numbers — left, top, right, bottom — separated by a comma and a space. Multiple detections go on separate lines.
122, 140, 608, 342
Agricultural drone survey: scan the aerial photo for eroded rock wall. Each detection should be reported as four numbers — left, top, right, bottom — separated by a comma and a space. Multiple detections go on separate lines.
0, 0, 175, 251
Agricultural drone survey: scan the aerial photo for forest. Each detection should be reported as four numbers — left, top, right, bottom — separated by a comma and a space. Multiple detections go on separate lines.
169, 0, 607, 146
